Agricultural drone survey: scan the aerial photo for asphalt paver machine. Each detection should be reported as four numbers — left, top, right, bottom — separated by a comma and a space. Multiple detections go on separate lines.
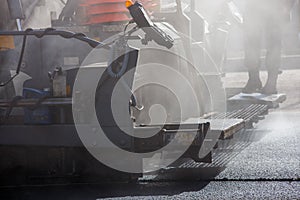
0, 0, 286, 185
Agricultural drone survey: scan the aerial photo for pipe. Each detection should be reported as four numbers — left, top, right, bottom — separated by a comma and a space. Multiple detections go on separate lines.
16, 19, 22, 31
0, 98, 72, 108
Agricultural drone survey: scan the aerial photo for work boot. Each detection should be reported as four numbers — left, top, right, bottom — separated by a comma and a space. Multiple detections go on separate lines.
261, 72, 278, 95
242, 70, 262, 93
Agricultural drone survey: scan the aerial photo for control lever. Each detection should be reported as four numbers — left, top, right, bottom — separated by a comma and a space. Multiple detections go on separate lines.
126, 1, 174, 49
141, 25, 174, 49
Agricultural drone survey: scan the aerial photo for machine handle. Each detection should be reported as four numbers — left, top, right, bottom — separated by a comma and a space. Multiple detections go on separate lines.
127, 1, 174, 49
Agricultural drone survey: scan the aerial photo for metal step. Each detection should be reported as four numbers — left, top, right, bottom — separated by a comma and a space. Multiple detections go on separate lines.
228, 93, 287, 109
209, 104, 269, 130
186, 118, 245, 140
210, 119, 244, 140
187, 104, 268, 140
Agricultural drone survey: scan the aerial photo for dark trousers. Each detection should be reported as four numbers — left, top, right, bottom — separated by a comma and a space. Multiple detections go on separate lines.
244, 8, 283, 74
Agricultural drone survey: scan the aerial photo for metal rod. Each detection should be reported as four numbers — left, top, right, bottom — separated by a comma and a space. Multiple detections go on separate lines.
0, 98, 72, 108
16, 19, 22, 31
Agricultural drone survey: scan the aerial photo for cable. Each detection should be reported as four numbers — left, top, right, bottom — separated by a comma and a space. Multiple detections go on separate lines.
107, 26, 139, 78
123, 20, 135, 36
107, 44, 131, 78
0, 33, 27, 87
0, 29, 105, 48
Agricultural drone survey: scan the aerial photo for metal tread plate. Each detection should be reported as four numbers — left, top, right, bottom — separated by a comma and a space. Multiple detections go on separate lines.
185, 104, 269, 140
228, 93, 287, 108
209, 104, 269, 129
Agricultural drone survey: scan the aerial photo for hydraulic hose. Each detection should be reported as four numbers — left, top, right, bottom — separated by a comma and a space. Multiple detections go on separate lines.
107, 43, 131, 78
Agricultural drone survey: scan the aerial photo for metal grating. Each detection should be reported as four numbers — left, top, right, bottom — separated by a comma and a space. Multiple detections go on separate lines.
209, 104, 269, 128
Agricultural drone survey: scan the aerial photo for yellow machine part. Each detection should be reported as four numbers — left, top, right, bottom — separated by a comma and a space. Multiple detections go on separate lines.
0, 36, 15, 51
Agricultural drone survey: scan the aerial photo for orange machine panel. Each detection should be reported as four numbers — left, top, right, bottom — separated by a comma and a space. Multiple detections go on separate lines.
77, 0, 160, 25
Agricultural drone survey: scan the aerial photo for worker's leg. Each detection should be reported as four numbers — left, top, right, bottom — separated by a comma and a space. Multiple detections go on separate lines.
262, 17, 283, 94
243, 12, 263, 93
